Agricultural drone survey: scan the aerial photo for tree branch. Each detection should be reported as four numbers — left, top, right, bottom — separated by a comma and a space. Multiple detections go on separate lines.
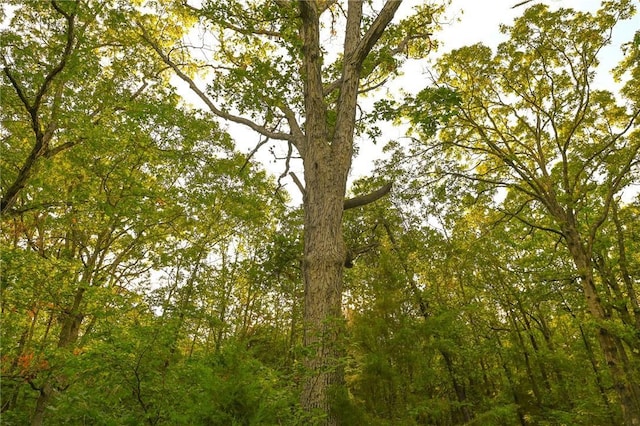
497, 206, 565, 237
289, 172, 306, 196
350, 0, 402, 67
344, 182, 392, 210
221, 21, 282, 38
1, 1, 77, 215
137, 23, 296, 144
239, 136, 270, 174
344, 242, 378, 267
277, 141, 295, 191
34, 0, 77, 114
512, 0, 534, 9
2, 67, 32, 111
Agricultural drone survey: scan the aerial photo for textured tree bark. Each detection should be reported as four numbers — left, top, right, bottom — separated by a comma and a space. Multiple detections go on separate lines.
144, 1, 402, 421
297, 2, 401, 422
30, 383, 53, 426
300, 153, 349, 423
297, 3, 348, 422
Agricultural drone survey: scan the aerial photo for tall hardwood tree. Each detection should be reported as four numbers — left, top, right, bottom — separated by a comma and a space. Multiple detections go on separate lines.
389, 1, 640, 423
1, 2, 281, 423
138, 1, 445, 421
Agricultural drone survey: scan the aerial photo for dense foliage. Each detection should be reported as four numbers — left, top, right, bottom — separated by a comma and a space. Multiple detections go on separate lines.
1, 0, 638, 425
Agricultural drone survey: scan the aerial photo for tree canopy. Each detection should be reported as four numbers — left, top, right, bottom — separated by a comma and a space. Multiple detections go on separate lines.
1, 1, 638, 425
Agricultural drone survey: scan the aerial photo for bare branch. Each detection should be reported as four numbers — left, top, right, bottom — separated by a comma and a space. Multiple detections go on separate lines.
2, 67, 32, 110
289, 172, 306, 196
344, 242, 378, 267
358, 76, 389, 95
44, 139, 83, 158
512, 0, 534, 9
277, 141, 295, 190
323, 77, 342, 97
498, 207, 565, 237
239, 136, 270, 174
279, 102, 304, 143
344, 182, 392, 210
222, 21, 282, 38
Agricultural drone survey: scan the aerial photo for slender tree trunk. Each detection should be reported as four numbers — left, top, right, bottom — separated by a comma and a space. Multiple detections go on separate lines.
30, 287, 85, 426
31, 383, 53, 426
563, 224, 640, 425
495, 334, 526, 426
508, 309, 543, 409
579, 323, 617, 424
441, 350, 473, 423
2, 328, 30, 413
536, 308, 573, 409
612, 204, 640, 333
289, 286, 301, 366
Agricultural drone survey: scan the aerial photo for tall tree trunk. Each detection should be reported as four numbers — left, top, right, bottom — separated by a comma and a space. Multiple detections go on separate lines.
611, 203, 640, 334
563, 224, 640, 425
508, 309, 543, 409
142, 1, 403, 421
30, 383, 53, 426
300, 152, 349, 422
495, 334, 527, 426
298, 1, 352, 421
578, 322, 617, 424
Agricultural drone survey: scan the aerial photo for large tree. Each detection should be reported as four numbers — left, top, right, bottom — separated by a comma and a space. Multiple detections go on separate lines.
389, 1, 640, 423
1, 1, 281, 423
138, 0, 445, 421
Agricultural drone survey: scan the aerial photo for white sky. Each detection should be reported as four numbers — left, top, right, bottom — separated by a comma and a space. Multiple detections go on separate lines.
438, 0, 638, 85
